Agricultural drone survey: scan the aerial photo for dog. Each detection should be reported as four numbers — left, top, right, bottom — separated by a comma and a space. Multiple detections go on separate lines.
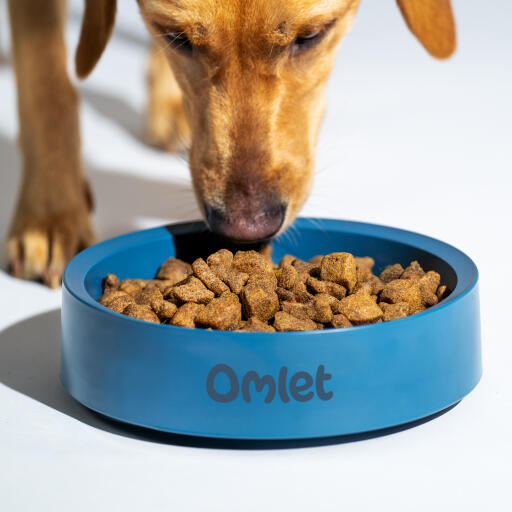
6, 0, 455, 287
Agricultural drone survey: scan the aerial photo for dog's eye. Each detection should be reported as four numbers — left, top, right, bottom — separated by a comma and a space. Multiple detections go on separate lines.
154, 24, 194, 56
290, 21, 335, 56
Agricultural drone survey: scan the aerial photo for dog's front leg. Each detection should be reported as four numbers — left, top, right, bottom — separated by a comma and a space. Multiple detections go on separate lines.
7, 0, 94, 287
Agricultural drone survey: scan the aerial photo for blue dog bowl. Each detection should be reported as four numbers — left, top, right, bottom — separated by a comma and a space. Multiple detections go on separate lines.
61, 218, 481, 440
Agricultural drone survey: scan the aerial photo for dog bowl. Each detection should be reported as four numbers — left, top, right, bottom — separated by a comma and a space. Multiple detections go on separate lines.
61, 218, 481, 440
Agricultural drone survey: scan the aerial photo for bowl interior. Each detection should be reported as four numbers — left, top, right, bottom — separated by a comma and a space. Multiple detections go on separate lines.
83, 221, 458, 302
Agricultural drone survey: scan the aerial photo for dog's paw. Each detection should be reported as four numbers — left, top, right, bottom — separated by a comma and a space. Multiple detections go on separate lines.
6, 206, 95, 289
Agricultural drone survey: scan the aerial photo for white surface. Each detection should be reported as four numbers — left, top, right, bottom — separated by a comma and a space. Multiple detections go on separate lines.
1, 0, 511, 510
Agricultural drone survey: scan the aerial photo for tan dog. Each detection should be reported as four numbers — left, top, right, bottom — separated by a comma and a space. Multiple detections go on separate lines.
6, 0, 455, 287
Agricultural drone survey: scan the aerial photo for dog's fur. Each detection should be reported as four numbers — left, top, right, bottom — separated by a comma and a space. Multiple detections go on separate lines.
6, 0, 455, 287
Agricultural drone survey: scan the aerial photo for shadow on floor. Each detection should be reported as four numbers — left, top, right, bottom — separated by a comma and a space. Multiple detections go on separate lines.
0, 309, 459, 450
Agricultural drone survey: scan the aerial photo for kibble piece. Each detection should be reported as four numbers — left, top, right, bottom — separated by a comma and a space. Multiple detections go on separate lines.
156, 256, 192, 284
156, 300, 178, 320
380, 279, 423, 314
436, 285, 450, 301
103, 273, 119, 293
291, 281, 314, 303
207, 249, 233, 269
337, 294, 383, 325
367, 275, 385, 295
320, 252, 357, 292
172, 276, 215, 304
276, 287, 296, 302
292, 259, 315, 274
105, 294, 135, 313
241, 283, 279, 321
98, 289, 130, 306
238, 317, 276, 333
171, 303, 205, 328
379, 264, 404, 284
134, 286, 164, 309
247, 271, 277, 292
312, 293, 333, 323
331, 314, 353, 328
355, 256, 375, 271
119, 279, 145, 297
382, 302, 410, 321
277, 264, 298, 290
280, 254, 296, 267
123, 304, 160, 323
196, 293, 242, 330
309, 255, 324, 266
418, 271, 441, 306
280, 301, 314, 320
273, 311, 318, 332
402, 260, 425, 280
192, 258, 230, 295
233, 250, 273, 274
224, 269, 249, 294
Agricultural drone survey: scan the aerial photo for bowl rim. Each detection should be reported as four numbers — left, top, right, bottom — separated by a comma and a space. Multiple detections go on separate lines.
62, 217, 479, 337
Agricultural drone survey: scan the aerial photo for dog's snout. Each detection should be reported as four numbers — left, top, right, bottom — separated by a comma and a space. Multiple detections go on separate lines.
205, 201, 286, 243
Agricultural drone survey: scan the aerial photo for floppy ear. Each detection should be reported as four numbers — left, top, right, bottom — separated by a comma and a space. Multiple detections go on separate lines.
396, 0, 456, 59
75, 0, 117, 79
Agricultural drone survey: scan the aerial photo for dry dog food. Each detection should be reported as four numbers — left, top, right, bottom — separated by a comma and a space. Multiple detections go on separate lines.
97, 249, 450, 331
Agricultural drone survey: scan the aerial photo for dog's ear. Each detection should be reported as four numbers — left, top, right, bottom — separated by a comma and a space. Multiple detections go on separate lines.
396, 0, 456, 59
75, 0, 117, 79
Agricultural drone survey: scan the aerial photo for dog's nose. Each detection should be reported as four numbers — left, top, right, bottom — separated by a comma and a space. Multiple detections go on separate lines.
204, 201, 286, 242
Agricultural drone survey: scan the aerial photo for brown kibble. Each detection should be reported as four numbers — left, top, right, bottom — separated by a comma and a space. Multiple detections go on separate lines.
292, 259, 315, 274
320, 252, 357, 292
402, 260, 425, 280
156, 300, 178, 320
103, 273, 119, 293
134, 286, 164, 309
247, 271, 278, 292
241, 282, 279, 321
337, 294, 383, 325
119, 279, 145, 297
99, 247, 447, 329
276, 287, 296, 302
273, 311, 318, 332
98, 289, 130, 306
192, 258, 230, 295
171, 303, 205, 328
382, 302, 410, 321
355, 256, 375, 271
277, 264, 298, 290
280, 254, 296, 267
380, 279, 423, 314
172, 276, 215, 304
123, 304, 160, 323
156, 256, 192, 283
291, 281, 314, 303
309, 255, 324, 266
281, 301, 314, 320
331, 314, 353, 328
418, 271, 441, 306
224, 269, 249, 294
238, 317, 276, 333
233, 250, 273, 274
105, 294, 135, 313
312, 293, 333, 323
436, 285, 450, 302
207, 249, 233, 269
196, 293, 242, 330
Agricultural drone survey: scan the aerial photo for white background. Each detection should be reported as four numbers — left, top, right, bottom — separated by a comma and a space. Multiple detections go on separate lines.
1, 0, 511, 510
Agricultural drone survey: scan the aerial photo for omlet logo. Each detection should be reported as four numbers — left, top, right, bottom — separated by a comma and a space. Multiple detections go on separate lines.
206, 364, 333, 404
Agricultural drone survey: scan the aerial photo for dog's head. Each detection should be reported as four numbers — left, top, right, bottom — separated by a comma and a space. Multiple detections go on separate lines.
77, 0, 455, 243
